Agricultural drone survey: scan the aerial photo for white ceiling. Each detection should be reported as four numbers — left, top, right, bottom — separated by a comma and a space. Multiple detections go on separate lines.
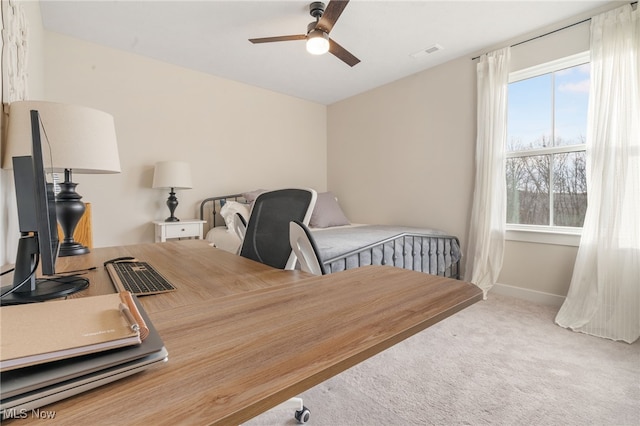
39, 1, 617, 105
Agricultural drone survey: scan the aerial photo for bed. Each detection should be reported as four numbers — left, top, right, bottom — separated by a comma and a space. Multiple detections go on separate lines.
199, 191, 462, 280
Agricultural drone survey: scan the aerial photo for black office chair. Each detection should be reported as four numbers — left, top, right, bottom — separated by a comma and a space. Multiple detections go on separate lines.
289, 220, 326, 275
238, 188, 317, 423
240, 188, 317, 270
233, 212, 247, 240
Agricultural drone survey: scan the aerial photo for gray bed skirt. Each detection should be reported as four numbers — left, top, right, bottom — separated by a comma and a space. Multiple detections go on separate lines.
312, 225, 462, 279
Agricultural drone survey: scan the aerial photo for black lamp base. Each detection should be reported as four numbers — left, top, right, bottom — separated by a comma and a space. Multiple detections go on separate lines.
165, 188, 180, 222
59, 241, 90, 257
56, 169, 90, 257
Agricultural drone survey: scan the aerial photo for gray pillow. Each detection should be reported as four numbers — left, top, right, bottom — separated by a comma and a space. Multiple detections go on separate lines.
310, 192, 350, 228
242, 189, 267, 202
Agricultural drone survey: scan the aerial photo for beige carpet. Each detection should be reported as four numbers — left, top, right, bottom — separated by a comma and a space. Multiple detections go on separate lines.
246, 292, 640, 426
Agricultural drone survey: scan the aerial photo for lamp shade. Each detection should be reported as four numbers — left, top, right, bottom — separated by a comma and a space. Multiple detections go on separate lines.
2, 101, 121, 173
152, 161, 192, 189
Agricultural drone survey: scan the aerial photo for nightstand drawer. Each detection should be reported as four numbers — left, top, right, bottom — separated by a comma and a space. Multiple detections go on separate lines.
165, 223, 200, 238
153, 219, 205, 243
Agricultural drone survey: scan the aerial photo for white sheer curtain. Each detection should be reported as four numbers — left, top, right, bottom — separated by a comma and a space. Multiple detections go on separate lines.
1, 0, 29, 265
464, 47, 510, 297
555, 4, 639, 344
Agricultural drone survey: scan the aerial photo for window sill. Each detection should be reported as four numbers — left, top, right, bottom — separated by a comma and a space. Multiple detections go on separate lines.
506, 226, 581, 247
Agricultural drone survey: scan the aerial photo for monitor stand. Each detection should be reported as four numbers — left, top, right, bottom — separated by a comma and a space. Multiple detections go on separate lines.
0, 277, 89, 306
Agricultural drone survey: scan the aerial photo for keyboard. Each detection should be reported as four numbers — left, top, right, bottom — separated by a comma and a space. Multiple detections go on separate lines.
106, 261, 176, 295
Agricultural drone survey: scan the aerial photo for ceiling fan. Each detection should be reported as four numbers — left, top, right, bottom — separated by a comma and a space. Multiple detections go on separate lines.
249, 1, 360, 67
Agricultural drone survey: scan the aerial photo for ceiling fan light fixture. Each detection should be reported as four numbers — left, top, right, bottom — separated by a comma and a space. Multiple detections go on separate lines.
306, 29, 329, 55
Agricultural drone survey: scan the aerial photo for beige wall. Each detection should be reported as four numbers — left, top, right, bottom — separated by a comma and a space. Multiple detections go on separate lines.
40, 33, 327, 248
500, 242, 577, 297
327, 56, 476, 242
326, 7, 609, 300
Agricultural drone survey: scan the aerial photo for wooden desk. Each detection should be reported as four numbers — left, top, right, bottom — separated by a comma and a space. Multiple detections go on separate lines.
5, 240, 482, 425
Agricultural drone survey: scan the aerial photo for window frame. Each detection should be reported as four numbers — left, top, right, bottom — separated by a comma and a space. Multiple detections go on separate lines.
505, 51, 590, 247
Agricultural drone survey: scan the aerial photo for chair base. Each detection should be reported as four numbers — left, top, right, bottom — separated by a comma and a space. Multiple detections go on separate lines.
268, 397, 310, 424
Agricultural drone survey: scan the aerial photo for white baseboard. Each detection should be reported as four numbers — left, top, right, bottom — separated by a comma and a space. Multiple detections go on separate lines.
492, 282, 566, 307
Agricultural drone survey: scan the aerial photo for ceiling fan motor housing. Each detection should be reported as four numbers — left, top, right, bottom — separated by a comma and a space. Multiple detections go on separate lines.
309, 2, 325, 19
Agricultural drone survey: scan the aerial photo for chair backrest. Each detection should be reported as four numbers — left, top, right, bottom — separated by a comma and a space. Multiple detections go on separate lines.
233, 212, 247, 241
239, 188, 317, 270
289, 220, 326, 275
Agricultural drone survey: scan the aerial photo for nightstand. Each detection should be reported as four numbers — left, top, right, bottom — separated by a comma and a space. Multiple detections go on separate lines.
153, 219, 206, 243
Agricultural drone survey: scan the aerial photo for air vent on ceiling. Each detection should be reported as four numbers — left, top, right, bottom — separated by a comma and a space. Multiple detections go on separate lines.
410, 44, 444, 59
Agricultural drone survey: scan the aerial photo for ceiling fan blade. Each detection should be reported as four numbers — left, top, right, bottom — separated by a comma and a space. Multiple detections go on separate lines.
329, 38, 360, 67
316, 0, 349, 34
249, 34, 306, 44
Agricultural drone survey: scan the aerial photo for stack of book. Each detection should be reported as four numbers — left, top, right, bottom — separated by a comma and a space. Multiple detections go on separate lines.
0, 292, 147, 371
0, 292, 167, 415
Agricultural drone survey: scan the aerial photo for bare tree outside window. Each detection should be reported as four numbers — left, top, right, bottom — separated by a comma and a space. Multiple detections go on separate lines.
553, 150, 587, 226
506, 62, 589, 228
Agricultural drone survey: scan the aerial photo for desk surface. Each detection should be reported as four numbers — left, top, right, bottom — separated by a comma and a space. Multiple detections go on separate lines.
4, 240, 482, 425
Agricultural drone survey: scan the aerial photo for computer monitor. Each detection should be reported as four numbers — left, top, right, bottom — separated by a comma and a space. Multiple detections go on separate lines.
0, 110, 89, 306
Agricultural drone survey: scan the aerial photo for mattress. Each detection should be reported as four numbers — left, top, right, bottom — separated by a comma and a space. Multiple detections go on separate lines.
206, 223, 461, 279
206, 226, 242, 253
313, 225, 461, 278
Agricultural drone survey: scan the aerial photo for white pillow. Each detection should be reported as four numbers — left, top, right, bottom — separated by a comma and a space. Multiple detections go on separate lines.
219, 201, 250, 233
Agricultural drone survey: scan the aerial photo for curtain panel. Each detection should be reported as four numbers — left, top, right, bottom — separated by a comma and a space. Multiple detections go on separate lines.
1, 0, 29, 265
555, 4, 640, 343
464, 47, 510, 297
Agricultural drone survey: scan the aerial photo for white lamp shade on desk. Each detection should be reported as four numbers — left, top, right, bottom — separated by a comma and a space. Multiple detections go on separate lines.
152, 161, 193, 190
2, 101, 121, 173
2, 100, 121, 257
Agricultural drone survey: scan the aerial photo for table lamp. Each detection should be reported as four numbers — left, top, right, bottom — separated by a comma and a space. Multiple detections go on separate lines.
2, 101, 121, 257
152, 161, 192, 222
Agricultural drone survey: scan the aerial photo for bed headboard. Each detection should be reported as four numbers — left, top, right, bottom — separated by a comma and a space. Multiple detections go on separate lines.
199, 194, 246, 231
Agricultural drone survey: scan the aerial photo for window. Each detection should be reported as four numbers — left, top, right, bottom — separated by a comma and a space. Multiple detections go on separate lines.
506, 52, 589, 240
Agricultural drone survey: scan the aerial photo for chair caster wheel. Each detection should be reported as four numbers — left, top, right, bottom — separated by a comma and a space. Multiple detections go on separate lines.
294, 406, 310, 424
